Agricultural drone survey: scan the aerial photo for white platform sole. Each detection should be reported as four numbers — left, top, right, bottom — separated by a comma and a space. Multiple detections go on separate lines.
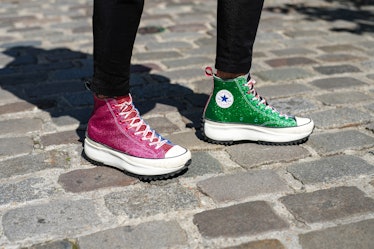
84, 138, 191, 176
203, 119, 314, 143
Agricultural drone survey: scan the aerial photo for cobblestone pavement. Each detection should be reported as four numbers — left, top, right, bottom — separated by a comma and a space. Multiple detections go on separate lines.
0, 0, 373, 248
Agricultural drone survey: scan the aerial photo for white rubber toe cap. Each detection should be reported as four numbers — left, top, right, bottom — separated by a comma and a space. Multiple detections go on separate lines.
295, 116, 313, 126
165, 145, 189, 158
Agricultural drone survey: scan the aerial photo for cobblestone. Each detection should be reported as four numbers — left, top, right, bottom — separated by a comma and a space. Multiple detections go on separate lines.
315, 91, 371, 106
0, 136, 34, 157
41, 130, 84, 147
313, 64, 361, 75
63, 91, 93, 107
310, 108, 372, 129
78, 220, 187, 249
133, 51, 182, 61
0, 150, 71, 179
58, 167, 138, 193
307, 130, 374, 155
162, 56, 211, 69
362, 60, 374, 71
183, 151, 224, 178
0, 177, 57, 205
2, 199, 100, 241
51, 108, 91, 127
104, 183, 199, 218
280, 187, 374, 224
50, 68, 92, 81
255, 68, 314, 82
257, 83, 312, 99
309, 76, 367, 89
0, 72, 49, 86
22, 240, 76, 249
193, 201, 288, 238
226, 143, 310, 169
187, 45, 216, 56
316, 53, 366, 63
0, 118, 42, 135
265, 57, 317, 68
138, 99, 185, 115
158, 68, 204, 82
317, 44, 363, 53
145, 116, 181, 134
271, 48, 315, 56
287, 155, 374, 184
0, 101, 35, 115
167, 131, 224, 151
367, 73, 374, 80
224, 240, 286, 249
271, 98, 317, 115
197, 170, 290, 203
367, 122, 374, 133
146, 41, 193, 51
1, 0, 374, 248
299, 219, 374, 249
284, 30, 328, 38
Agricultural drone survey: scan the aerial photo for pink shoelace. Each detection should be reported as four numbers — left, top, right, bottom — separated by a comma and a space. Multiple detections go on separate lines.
114, 98, 168, 149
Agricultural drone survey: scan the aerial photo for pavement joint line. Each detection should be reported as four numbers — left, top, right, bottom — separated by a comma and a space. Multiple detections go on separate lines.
0, 0, 374, 248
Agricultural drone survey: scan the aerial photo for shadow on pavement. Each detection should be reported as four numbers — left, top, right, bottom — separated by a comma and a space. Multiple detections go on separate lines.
265, 0, 374, 34
0, 46, 208, 144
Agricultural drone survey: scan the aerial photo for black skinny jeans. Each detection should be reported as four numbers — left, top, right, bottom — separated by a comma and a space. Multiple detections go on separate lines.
92, 0, 264, 96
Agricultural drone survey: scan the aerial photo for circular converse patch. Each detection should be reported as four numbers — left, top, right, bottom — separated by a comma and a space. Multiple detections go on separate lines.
215, 90, 234, 108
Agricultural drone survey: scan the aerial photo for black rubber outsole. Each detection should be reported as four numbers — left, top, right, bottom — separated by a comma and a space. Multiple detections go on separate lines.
200, 119, 309, 146
130, 161, 190, 182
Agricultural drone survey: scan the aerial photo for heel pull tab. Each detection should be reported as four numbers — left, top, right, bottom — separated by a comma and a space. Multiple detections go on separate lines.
205, 66, 214, 77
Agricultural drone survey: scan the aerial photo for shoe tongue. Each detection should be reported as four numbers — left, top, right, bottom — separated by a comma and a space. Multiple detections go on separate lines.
115, 96, 158, 142
115, 95, 132, 104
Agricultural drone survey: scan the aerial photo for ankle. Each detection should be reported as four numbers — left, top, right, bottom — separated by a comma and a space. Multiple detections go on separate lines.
216, 70, 246, 80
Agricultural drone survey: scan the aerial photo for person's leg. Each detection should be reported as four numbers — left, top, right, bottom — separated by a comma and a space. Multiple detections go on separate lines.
91, 0, 143, 97
215, 0, 264, 78
85, 0, 191, 180
202, 0, 314, 144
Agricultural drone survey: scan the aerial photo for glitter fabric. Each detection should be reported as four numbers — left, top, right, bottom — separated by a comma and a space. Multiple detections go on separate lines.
203, 75, 297, 128
86, 94, 174, 159
84, 94, 191, 177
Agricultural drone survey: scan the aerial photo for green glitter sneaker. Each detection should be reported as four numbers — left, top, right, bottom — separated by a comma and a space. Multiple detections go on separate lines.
202, 67, 314, 145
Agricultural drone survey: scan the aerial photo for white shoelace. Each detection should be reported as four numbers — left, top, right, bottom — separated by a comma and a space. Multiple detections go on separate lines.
244, 79, 291, 119
115, 100, 168, 149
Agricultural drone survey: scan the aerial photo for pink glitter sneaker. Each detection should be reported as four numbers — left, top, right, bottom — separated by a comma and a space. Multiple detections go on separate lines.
84, 94, 191, 179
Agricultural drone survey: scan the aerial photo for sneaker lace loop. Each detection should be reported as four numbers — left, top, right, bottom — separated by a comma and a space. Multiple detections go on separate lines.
115, 101, 168, 149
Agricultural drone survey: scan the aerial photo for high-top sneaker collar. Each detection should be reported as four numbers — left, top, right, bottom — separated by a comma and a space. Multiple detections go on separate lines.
202, 66, 314, 144
99, 94, 172, 150
85, 93, 191, 178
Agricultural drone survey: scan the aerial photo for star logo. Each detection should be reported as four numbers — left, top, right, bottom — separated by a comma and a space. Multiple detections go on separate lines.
216, 90, 234, 108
